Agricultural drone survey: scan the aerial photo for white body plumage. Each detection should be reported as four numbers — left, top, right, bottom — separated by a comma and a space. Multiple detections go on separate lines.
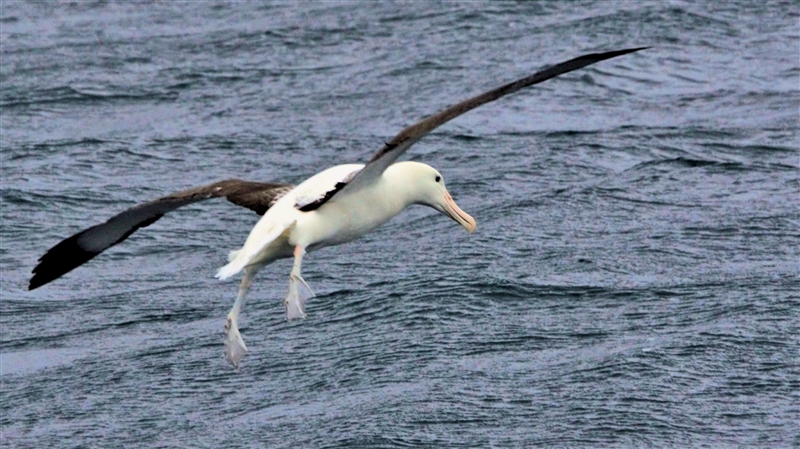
216, 161, 475, 280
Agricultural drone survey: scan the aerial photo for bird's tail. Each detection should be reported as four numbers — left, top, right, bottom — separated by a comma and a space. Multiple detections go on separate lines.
215, 220, 296, 281
216, 251, 248, 280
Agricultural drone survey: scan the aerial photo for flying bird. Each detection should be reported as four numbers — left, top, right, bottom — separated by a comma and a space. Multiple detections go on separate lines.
30, 47, 647, 368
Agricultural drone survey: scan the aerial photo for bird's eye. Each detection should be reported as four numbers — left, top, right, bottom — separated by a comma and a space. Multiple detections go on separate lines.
435, 176, 441, 183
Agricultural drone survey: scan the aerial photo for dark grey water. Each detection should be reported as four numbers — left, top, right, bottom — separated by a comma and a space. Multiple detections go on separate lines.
1, 1, 798, 448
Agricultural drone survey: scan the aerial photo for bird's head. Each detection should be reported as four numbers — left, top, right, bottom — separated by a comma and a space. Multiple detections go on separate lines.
388, 161, 477, 233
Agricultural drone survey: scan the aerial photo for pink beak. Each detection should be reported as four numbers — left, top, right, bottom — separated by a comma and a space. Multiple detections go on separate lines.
442, 191, 477, 233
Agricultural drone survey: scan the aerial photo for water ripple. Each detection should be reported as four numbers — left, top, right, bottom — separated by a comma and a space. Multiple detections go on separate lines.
2, 1, 798, 448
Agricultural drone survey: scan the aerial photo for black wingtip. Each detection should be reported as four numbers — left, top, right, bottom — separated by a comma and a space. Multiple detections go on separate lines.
591, 46, 650, 60
618, 46, 650, 54
29, 230, 100, 290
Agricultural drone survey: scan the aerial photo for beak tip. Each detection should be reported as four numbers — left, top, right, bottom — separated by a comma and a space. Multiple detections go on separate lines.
442, 192, 476, 234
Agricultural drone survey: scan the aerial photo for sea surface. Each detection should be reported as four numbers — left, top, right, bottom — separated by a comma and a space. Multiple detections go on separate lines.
1, 2, 798, 448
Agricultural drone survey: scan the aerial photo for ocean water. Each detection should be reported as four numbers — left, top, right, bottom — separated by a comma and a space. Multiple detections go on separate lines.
1, 1, 798, 448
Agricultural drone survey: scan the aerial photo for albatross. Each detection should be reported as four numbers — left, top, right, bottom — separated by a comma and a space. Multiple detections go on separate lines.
29, 47, 647, 368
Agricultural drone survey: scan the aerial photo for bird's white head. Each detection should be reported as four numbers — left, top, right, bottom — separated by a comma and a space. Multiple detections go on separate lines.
387, 161, 477, 233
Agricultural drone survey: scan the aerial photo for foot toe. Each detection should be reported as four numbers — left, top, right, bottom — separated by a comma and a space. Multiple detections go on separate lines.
223, 318, 248, 369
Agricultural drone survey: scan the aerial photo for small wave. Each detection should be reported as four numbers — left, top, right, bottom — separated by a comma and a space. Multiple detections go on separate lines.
630, 156, 725, 170
0, 347, 85, 376
601, 193, 701, 208
1, 85, 179, 109
5, 137, 119, 161
699, 141, 798, 154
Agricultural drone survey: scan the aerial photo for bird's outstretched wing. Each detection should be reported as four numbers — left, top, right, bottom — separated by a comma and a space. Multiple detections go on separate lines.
29, 180, 294, 290
303, 47, 648, 211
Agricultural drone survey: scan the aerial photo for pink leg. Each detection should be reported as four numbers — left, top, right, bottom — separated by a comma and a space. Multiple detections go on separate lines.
285, 245, 314, 320
292, 245, 305, 274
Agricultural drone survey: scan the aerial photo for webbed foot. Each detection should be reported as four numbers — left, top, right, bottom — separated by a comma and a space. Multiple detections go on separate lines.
224, 315, 248, 369
285, 274, 315, 320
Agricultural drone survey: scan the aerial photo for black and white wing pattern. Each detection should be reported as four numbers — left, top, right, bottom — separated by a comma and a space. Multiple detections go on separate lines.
317, 47, 648, 208
29, 180, 294, 290
294, 166, 361, 212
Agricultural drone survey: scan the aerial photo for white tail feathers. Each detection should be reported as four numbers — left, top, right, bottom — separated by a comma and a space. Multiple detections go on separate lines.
216, 220, 296, 281
216, 249, 244, 280
216, 255, 247, 280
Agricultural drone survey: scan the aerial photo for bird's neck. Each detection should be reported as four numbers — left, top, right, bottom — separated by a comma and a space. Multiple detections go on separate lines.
381, 164, 425, 211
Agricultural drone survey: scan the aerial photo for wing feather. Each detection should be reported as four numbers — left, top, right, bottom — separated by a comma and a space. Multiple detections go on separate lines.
29, 179, 293, 290
329, 47, 648, 203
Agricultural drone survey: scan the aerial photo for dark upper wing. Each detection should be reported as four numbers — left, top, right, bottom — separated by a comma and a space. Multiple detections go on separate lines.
319, 47, 648, 205
29, 179, 294, 290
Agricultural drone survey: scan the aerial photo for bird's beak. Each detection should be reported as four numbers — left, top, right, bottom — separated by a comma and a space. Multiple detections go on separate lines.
440, 190, 477, 233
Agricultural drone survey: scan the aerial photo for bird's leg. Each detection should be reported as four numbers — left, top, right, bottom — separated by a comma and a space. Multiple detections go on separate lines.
224, 265, 258, 369
284, 244, 315, 320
